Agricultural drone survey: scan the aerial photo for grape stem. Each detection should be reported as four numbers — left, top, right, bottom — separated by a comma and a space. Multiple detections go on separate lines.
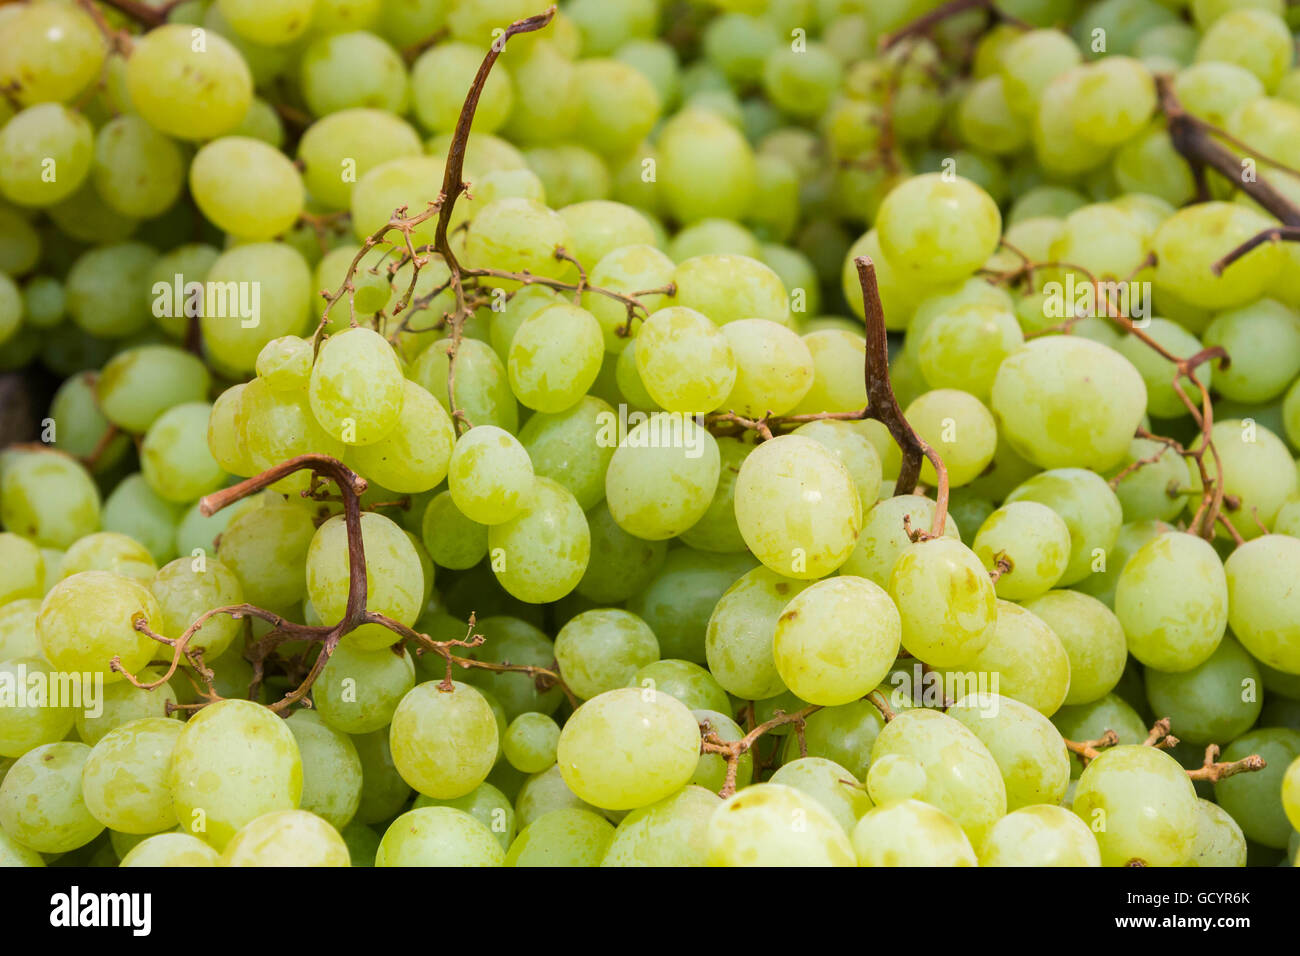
879, 0, 1030, 50
700, 705, 822, 798
1186, 744, 1267, 782
1142, 717, 1179, 750
1063, 729, 1120, 766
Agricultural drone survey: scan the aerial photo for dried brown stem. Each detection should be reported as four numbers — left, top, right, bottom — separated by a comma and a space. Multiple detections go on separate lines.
700, 705, 823, 798
1064, 729, 1120, 766
1186, 744, 1267, 782
880, 0, 1028, 50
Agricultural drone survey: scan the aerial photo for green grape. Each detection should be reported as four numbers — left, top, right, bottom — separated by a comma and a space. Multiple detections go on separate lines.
604, 414, 720, 540
506, 807, 614, 867
670, 438, 747, 554
1283, 756, 1300, 833
556, 687, 699, 811
139, 402, 224, 504
1213, 728, 1300, 848
1144, 637, 1262, 745
516, 397, 616, 513
76, 667, 176, 748
0, 206, 38, 276
576, 246, 669, 353
1174, 62, 1265, 128
411, 336, 519, 433
707, 783, 855, 867
21, 275, 63, 331
413, 781, 516, 850
769, 757, 871, 836
0, 742, 102, 853
972, 501, 1071, 600
1005, 468, 1124, 587
1227, 533, 1300, 675
703, 565, 809, 700
979, 805, 1102, 866
888, 537, 995, 668
376, 806, 503, 866
0, 103, 93, 206
59, 532, 156, 583
306, 512, 423, 650
1186, 797, 1247, 867
486, 476, 589, 603
36, 571, 162, 680
790, 421, 882, 512
420, 492, 488, 571
991, 337, 1146, 472
567, 0, 655, 55
1023, 590, 1127, 706
65, 242, 159, 339
600, 785, 719, 867
201, 242, 313, 373
286, 711, 362, 830
524, 143, 610, 206
626, 549, 755, 664
771, 577, 899, 707
0, 533, 42, 605
120, 832, 218, 867
410, 42, 513, 134
218, 499, 316, 611
998, 29, 1083, 116
81, 718, 182, 835
1203, 299, 1300, 404
851, 799, 977, 867
465, 198, 570, 281
1112, 321, 1207, 420
1152, 203, 1283, 310
102, 476, 182, 565
572, 59, 661, 156
91, 115, 185, 219
0, 600, 41, 661
945, 600, 1071, 717
389, 681, 498, 799
0, 658, 76, 759
459, 617, 561, 720
1193, 420, 1298, 541
502, 712, 560, 774
508, 303, 604, 413
1071, 744, 1198, 865
1052, 693, 1150, 777
217, 0, 315, 45
957, 75, 1030, 154
558, 201, 656, 271
630, 659, 729, 714
313, 640, 414, 735
874, 174, 1000, 284
1107, 437, 1195, 523
554, 609, 659, 701
146, 243, 221, 340
672, 253, 790, 327
503, 39, 580, 145
297, 109, 422, 210
917, 301, 1025, 401
634, 307, 736, 413
220, 809, 350, 866
348, 155, 444, 248
949, 693, 1070, 810
190, 136, 305, 241
299, 31, 409, 116
0, 1, 105, 106
514, 763, 598, 828
125, 24, 252, 141
349, 381, 454, 494
0, 450, 100, 549
903, 389, 998, 487
760, 43, 841, 119
1067, 56, 1156, 147
236, 380, 346, 495
232, 96, 285, 146
692, 709, 753, 794
309, 326, 405, 445
865, 752, 928, 805
352, 728, 411, 825
255, 336, 312, 391
1115, 531, 1227, 672
656, 109, 757, 224
1195, 9, 1294, 91
840, 495, 959, 587
668, 217, 759, 261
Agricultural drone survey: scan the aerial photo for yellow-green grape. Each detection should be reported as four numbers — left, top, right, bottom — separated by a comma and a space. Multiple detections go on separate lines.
377, 806, 504, 866
120, 832, 219, 867
1072, 744, 1199, 866
0, 533, 43, 605
557, 687, 699, 811
349, 381, 454, 493
1196, 8, 1293, 90
299, 30, 409, 116
865, 753, 927, 805
1282, 756, 1300, 833
791, 329, 869, 414
1214, 728, 1300, 848
0, 742, 102, 853
125, 24, 251, 140
309, 327, 406, 446
76, 668, 178, 746
47, 372, 128, 474
0, 658, 76, 758
140, 402, 224, 504
904, 389, 997, 487
349, 156, 444, 248
411, 42, 513, 133
217, 0, 316, 44
733, 435, 860, 579
580, 245, 673, 353
705, 565, 810, 700
0, 600, 40, 660
874, 174, 1001, 284
507, 303, 604, 413
389, 681, 498, 799
633, 307, 736, 413
951, 600, 1071, 717
411, 336, 519, 433
573, 58, 661, 155
868, 708, 1006, 847
957, 73, 1029, 153
1107, 436, 1196, 523
719, 318, 814, 417
1115, 531, 1227, 672
305, 512, 423, 650
672, 253, 790, 327
840, 495, 960, 587
992, 336, 1146, 472
557, 201, 656, 273
190, 137, 304, 241
514, 763, 598, 829
413, 781, 516, 851
888, 537, 996, 668
1112, 321, 1207, 420
1192, 419, 1298, 541
628, 550, 757, 664
998, 28, 1081, 115
979, 804, 1102, 866
97, 345, 209, 435
286, 711, 362, 830
771, 577, 900, 707
631, 659, 729, 714
0, 104, 93, 207
600, 785, 720, 867
487, 476, 590, 603
36, 571, 163, 681
506, 807, 615, 867
1203, 299, 1300, 404
707, 783, 855, 867
677, 437, 749, 554
91, 114, 185, 219
1005, 468, 1124, 587
604, 414, 720, 540
769, 757, 872, 836
972, 501, 1071, 600
1152, 203, 1283, 310
149, 556, 243, 661
313, 639, 415, 735
1067, 56, 1155, 147
0, 451, 100, 550
448, 425, 535, 527
1145, 636, 1262, 745
220, 810, 350, 867
1022, 590, 1127, 706
208, 384, 255, 478
554, 609, 659, 701
421, 492, 489, 571
918, 302, 1024, 403
217, 499, 316, 611
465, 198, 571, 280
81, 717, 183, 834
239, 380, 347, 495
296, 108, 422, 210
100, 476, 182, 566
0, 1, 106, 106
168, 699, 302, 850
519, 396, 617, 512
201, 242, 314, 374
503, 713, 561, 774
792, 421, 882, 512
657, 109, 757, 224
948, 693, 1070, 810
1186, 798, 1247, 867
692, 709, 753, 794
851, 799, 977, 867
58, 532, 156, 583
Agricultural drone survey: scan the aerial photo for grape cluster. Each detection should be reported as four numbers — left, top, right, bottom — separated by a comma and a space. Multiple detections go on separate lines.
2, 0, 1300, 869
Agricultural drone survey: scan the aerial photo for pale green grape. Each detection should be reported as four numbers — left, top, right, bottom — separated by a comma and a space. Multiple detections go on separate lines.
514, 763, 597, 829
840, 495, 959, 587
101, 476, 181, 565
888, 537, 996, 668
201, 242, 313, 374
508, 303, 604, 413
657, 109, 757, 224
791, 421, 882, 512
705, 565, 810, 700
1226, 534, 1300, 675
0, 533, 42, 605
1145, 637, 1262, 745
979, 804, 1102, 866
1191, 419, 1298, 541
626, 549, 756, 664
999, 29, 1083, 115
972, 502, 1070, 600
49, 371, 129, 474
851, 799, 977, 867
1152, 203, 1283, 310
1108, 437, 1195, 523
120, 832, 215, 867
1113, 320, 1207, 420
349, 381, 454, 494
948, 693, 1070, 810
377, 806, 503, 866
669, 217, 760, 258
556, 687, 699, 810
76, 668, 178, 747
517, 396, 617, 512
554, 609, 659, 701
506, 807, 614, 867
600, 785, 719, 867
348, 155, 444, 248
217, 0, 315, 44
769, 757, 871, 836
573, 58, 661, 156
558, 202, 655, 276
411, 42, 512, 134
390, 681, 498, 799
0, 1, 105, 106
624, 661, 725, 716
634, 307, 736, 413
91, 115, 185, 219
904, 389, 998, 487
707, 783, 855, 867
465, 198, 571, 281
487, 477, 589, 603
761, 42, 841, 119
0, 658, 76, 759
1283, 756, 1300, 833
503, 713, 560, 774
297, 108, 422, 210
299, 30, 408, 116
1115, 532, 1227, 672
1174, 61, 1265, 128
191, 136, 305, 241
0, 450, 100, 549
421, 491, 489, 570
218, 498, 316, 610
220, 809, 350, 866
865, 752, 927, 805
672, 253, 790, 327
1195, 9, 1294, 91
36, 571, 162, 680
1006, 468, 1124, 587
313, 640, 414, 735
1072, 744, 1199, 866
918, 301, 1024, 401
957, 75, 1030, 154
82, 718, 182, 834
352, 729, 411, 825
139, 402, 225, 504
524, 143, 609, 207
255, 336, 312, 392
1023, 590, 1127, 705
718, 319, 814, 417
1052, 693, 1150, 778
0, 742, 102, 853
65, 242, 159, 339
1068, 56, 1156, 146
1203, 300, 1300, 404
944, 600, 1071, 717
286, 711, 362, 830
145, 243, 220, 341
309, 327, 405, 445
604, 414, 720, 540
306, 512, 423, 650
1214, 728, 1300, 848
126, 25, 252, 141
1187, 798, 1247, 867
0, 600, 40, 661
460, 617, 561, 720
0, 104, 93, 206
580, 245, 674, 353
875, 174, 1001, 284
410, 336, 519, 433
413, 781, 515, 850
59, 532, 156, 584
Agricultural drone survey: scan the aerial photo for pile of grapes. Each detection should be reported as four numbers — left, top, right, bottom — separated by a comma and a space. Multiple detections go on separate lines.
2, 0, 1300, 869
